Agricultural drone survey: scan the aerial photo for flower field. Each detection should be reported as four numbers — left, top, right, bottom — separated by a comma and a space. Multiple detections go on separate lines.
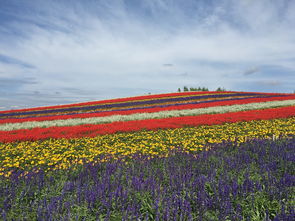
0, 91, 295, 220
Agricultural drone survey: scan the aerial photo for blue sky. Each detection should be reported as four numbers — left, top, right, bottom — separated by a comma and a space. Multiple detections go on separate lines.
0, 0, 295, 110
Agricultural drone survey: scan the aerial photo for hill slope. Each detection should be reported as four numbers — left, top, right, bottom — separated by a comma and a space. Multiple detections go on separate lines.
0, 91, 295, 220
0, 90, 294, 173
0, 91, 295, 143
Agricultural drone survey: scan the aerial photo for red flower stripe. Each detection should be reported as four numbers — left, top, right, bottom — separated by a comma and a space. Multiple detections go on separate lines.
1, 105, 294, 143
1, 95, 294, 125
0, 91, 283, 114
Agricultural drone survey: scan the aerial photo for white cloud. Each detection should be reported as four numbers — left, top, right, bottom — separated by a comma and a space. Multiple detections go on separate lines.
0, 0, 295, 109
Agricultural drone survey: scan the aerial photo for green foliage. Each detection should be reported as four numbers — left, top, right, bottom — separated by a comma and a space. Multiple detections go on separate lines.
178, 86, 227, 92
238, 192, 281, 220
216, 87, 227, 91
180, 86, 209, 92
190, 86, 209, 91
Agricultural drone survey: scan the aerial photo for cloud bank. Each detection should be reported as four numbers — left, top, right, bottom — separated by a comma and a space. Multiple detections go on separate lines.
0, 0, 295, 110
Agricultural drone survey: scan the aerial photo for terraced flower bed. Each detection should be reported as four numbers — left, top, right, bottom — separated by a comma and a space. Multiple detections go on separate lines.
0, 91, 294, 220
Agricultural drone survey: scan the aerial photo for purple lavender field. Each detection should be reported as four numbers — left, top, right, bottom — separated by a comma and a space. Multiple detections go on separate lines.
1, 137, 294, 220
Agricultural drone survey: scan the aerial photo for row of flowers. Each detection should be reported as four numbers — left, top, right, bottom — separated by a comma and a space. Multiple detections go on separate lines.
0, 105, 294, 143
0, 91, 244, 114
0, 94, 261, 120
1, 99, 294, 131
0, 92, 266, 119
0, 117, 294, 176
1, 95, 294, 125
2, 95, 289, 123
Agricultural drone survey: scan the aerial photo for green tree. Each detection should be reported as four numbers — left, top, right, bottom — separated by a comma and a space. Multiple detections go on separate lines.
179, 86, 210, 92
216, 87, 226, 92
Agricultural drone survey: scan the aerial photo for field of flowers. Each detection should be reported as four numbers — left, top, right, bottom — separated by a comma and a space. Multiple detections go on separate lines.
0, 91, 295, 220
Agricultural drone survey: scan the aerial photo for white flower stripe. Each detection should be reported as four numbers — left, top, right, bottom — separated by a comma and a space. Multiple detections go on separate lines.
0, 99, 294, 131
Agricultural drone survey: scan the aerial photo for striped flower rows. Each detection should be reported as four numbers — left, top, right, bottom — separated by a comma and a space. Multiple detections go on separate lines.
1, 95, 294, 125
0, 91, 294, 171
1, 117, 294, 176
0, 95, 266, 120
1, 99, 295, 131
0, 103, 295, 143
1, 91, 294, 220
0, 92, 271, 120
0, 92, 238, 117
0, 91, 244, 115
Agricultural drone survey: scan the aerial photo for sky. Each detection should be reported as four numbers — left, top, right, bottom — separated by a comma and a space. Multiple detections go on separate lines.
0, 0, 295, 110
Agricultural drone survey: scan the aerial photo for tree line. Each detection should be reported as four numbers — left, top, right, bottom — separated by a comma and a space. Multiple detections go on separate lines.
178, 86, 227, 92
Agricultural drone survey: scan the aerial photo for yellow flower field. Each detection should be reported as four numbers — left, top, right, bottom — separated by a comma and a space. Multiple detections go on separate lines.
1, 117, 294, 177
